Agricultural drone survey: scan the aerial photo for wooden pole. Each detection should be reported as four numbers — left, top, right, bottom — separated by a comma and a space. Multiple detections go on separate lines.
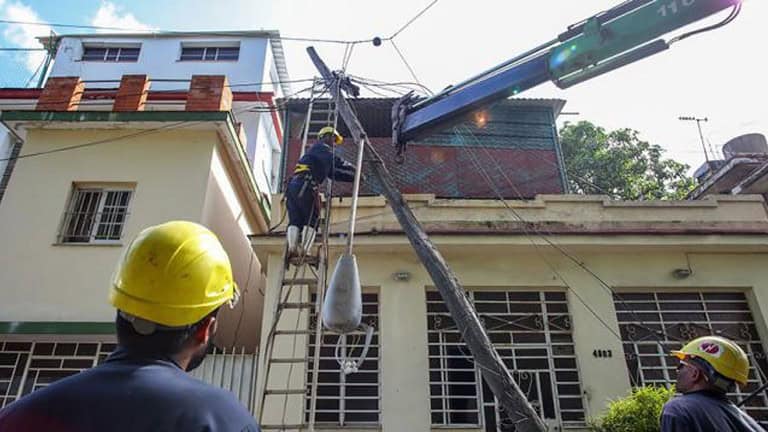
307, 46, 547, 432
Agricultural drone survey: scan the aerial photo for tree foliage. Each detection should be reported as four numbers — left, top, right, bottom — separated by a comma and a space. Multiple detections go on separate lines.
589, 386, 676, 432
560, 121, 696, 200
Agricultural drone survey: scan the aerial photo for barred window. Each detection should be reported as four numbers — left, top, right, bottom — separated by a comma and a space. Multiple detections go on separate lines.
427, 290, 585, 430
615, 292, 768, 426
82, 46, 140, 62
306, 293, 380, 426
0, 340, 116, 408
180, 46, 240, 61
59, 186, 132, 244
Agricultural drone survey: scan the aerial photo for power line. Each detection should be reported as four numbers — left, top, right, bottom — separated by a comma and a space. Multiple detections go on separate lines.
24, 57, 46, 88
388, 0, 441, 40
0, 47, 46, 51
0, 19, 372, 45
452, 125, 673, 356
389, 39, 431, 94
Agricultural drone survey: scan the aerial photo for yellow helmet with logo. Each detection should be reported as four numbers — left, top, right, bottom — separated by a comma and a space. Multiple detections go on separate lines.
109, 221, 238, 328
672, 335, 750, 386
318, 126, 343, 145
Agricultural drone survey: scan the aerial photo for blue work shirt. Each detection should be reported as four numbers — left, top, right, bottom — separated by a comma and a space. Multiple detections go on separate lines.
294, 141, 356, 184
661, 390, 763, 431
0, 348, 260, 432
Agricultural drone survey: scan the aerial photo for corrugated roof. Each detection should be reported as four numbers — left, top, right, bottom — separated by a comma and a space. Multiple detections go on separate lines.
280, 97, 566, 138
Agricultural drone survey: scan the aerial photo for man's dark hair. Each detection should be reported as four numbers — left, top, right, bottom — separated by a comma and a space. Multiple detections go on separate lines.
115, 309, 219, 357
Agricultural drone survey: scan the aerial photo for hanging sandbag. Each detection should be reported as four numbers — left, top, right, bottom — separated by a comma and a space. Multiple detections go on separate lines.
322, 253, 362, 333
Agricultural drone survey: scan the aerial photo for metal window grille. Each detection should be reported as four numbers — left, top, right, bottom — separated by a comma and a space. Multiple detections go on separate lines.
180, 46, 240, 62
190, 346, 259, 412
427, 290, 585, 430
306, 293, 380, 426
615, 292, 768, 426
59, 188, 132, 244
0, 340, 116, 409
82, 47, 140, 62
0, 339, 259, 413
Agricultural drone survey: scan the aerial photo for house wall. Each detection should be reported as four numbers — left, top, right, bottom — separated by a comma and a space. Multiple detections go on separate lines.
0, 128, 216, 322
201, 146, 266, 350
50, 36, 271, 92
283, 103, 565, 197
255, 194, 768, 430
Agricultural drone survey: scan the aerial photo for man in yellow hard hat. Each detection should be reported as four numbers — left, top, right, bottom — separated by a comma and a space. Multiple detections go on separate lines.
0, 221, 261, 432
285, 126, 356, 257
661, 335, 762, 431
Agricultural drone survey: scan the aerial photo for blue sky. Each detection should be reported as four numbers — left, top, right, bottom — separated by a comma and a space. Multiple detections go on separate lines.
1, 0, 766, 172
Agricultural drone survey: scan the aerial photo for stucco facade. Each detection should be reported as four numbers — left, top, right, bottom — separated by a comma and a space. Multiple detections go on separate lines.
252, 193, 768, 431
0, 112, 266, 349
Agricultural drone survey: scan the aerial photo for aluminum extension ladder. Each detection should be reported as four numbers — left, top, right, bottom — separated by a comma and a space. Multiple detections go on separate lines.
257, 79, 338, 431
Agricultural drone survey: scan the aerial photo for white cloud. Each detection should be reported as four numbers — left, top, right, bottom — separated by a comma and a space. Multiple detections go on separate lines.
1, 1, 51, 72
91, 2, 152, 32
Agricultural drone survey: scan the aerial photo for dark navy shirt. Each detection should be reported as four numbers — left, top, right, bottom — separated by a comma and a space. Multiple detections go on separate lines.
661, 391, 763, 431
0, 348, 260, 432
295, 141, 356, 184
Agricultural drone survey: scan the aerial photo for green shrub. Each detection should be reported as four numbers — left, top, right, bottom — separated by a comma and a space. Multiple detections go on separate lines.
589, 386, 676, 432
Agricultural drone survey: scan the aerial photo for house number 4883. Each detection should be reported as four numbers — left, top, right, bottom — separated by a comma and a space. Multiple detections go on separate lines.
593, 349, 613, 358
658, 0, 696, 17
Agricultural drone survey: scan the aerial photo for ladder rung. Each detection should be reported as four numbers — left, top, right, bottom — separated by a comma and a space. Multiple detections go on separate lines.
282, 278, 316, 286
270, 358, 306, 364
274, 329, 312, 336
279, 302, 314, 309
261, 424, 305, 430
265, 388, 307, 395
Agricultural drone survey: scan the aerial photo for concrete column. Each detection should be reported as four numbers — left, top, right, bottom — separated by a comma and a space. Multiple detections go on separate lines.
562, 263, 631, 419
379, 272, 432, 432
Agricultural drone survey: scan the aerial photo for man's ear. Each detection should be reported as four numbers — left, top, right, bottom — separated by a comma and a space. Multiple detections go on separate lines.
693, 366, 708, 383
193, 316, 217, 345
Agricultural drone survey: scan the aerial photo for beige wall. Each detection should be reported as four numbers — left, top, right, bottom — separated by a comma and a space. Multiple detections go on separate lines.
0, 128, 215, 322
255, 194, 768, 431
202, 146, 266, 351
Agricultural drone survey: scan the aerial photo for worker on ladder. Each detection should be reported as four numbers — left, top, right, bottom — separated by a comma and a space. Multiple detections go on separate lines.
0, 221, 261, 432
286, 126, 356, 257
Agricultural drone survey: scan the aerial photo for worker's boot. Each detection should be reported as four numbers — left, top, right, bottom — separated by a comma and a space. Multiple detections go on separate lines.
301, 226, 317, 255
286, 225, 300, 256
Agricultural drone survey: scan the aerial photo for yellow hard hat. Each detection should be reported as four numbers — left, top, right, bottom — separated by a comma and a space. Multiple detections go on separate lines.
318, 126, 343, 145
672, 335, 750, 387
109, 221, 238, 327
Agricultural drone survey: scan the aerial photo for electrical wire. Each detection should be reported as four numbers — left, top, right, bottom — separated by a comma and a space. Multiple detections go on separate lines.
0, 19, 374, 45
452, 125, 673, 357
0, 47, 45, 51
389, 39, 431, 95
23, 57, 46, 88
451, 127, 646, 385
387, 0, 441, 40
348, 75, 432, 97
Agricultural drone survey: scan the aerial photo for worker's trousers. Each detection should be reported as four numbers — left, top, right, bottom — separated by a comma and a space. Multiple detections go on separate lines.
286, 175, 320, 230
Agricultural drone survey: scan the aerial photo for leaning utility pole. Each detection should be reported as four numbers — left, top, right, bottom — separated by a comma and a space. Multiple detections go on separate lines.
307, 46, 547, 432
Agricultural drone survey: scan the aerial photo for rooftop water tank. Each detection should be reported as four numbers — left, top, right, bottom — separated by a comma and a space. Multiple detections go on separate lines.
722, 133, 768, 159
